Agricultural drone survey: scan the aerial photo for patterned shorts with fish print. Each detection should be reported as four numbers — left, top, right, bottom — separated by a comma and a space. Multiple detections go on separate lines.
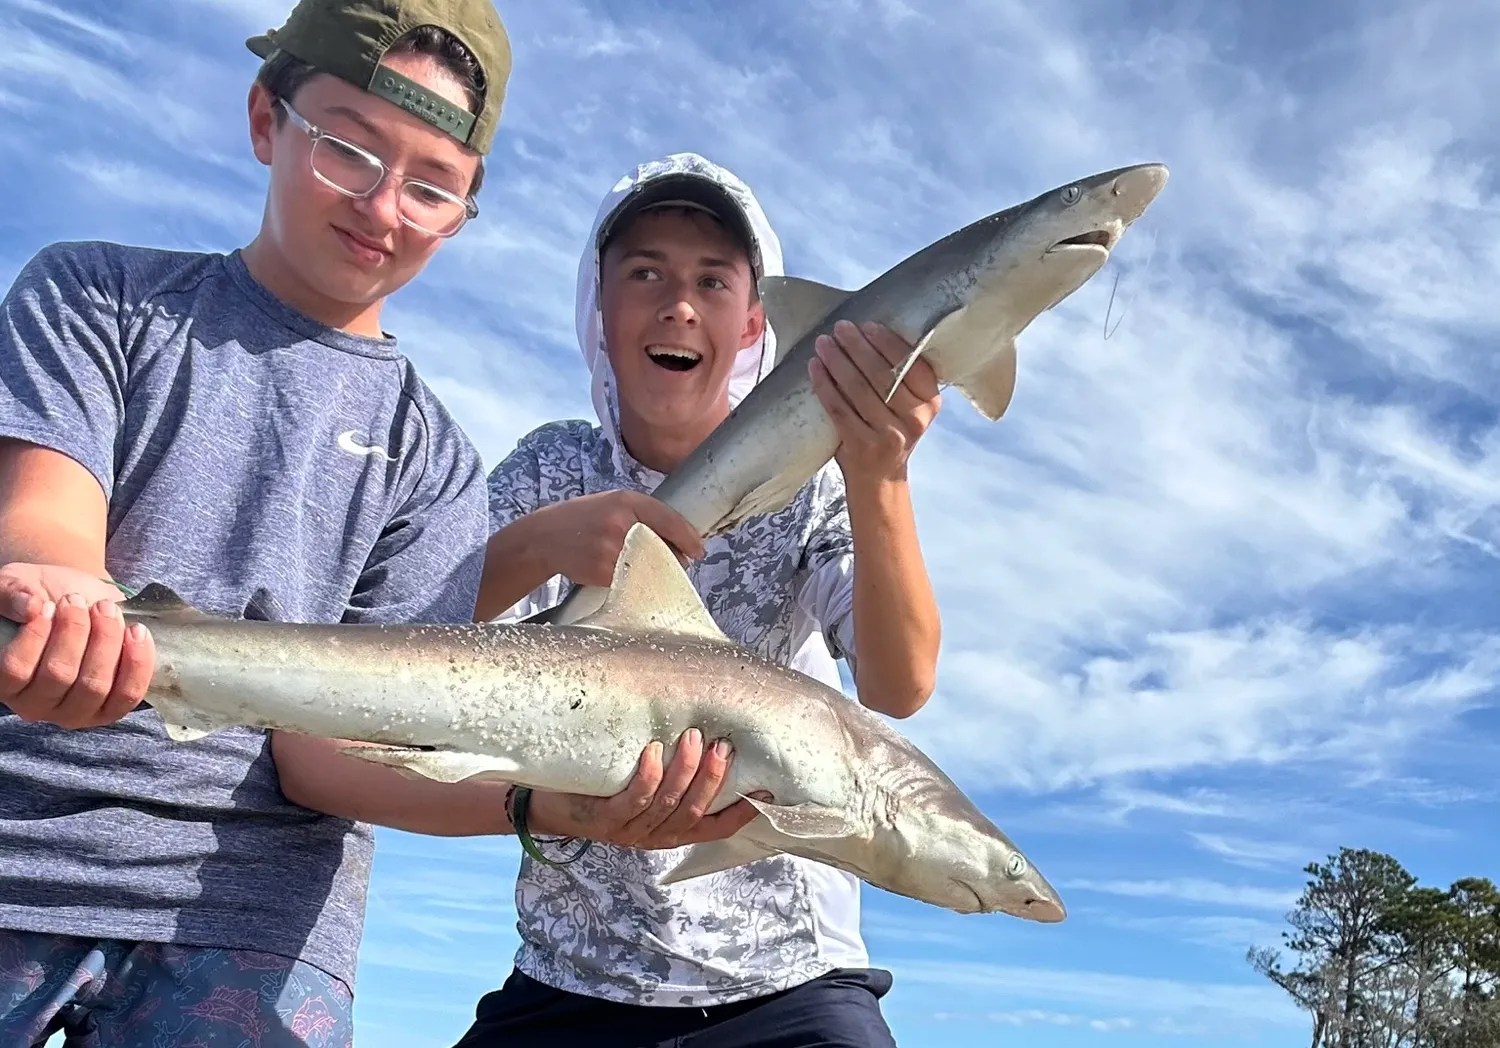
0, 930, 352, 1048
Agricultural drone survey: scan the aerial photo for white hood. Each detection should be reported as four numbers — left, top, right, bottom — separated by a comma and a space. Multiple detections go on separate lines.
573, 152, 786, 462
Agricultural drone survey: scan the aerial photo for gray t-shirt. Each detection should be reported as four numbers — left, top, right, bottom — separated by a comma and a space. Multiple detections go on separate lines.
0, 241, 489, 989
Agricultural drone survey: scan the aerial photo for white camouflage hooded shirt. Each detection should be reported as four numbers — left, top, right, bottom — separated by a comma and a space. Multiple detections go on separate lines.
484, 152, 870, 1006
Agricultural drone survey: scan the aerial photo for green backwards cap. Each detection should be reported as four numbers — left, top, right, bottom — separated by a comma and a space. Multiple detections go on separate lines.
247, 0, 512, 155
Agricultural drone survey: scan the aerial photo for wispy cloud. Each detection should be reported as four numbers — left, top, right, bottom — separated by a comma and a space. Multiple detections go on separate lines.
1062, 877, 1299, 912
1189, 833, 1310, 870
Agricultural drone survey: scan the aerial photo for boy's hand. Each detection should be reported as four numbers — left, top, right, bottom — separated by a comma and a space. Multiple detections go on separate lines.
532, 490, 706, 588
527, 728, 770, 850
0, 562, 156, 729
809, 319, 942, 486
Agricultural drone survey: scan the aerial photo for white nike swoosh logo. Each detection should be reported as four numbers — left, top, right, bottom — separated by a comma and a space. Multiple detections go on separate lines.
337, 430, 395, 462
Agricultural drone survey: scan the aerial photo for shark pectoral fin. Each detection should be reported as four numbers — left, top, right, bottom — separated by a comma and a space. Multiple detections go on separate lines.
341, 745, 524, 784
153, 710, 223, 740
573, 523, 732, 644
743, 796, 861, 840
658, 835, 782, 885
882, 326, 941, 404
759, 275, 853, 363
148, 699, 228, 742
951, 338, 1018, 421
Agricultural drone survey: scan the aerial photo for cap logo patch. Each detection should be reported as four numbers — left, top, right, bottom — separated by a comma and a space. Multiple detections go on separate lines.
370, 66, 476, 144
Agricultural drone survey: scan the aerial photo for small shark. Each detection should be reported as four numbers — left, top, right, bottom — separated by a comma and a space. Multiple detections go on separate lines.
0, 524, 1065, 922
541, 162, 1168, 625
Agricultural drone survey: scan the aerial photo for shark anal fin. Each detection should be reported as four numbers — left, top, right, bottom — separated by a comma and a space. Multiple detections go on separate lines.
340, 745, 525, 784
951, 338, 1018, 421
658, 834, 782, 885
744, 796, 861, 840
572, 524, 730, 644
759, 276, 853, 363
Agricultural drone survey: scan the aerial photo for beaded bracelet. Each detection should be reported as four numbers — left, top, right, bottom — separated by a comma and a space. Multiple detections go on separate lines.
506, 785, 592, 867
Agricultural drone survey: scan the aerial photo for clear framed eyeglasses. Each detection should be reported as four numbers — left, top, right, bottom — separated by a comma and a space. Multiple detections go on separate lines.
278, 99, 479, 238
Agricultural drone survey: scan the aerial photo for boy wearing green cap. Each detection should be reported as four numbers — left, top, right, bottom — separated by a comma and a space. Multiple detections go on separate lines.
0, 2, 682, 1045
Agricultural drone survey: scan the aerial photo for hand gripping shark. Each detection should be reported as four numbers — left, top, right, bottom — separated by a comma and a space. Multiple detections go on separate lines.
538, 162, 1168, 627
0, 524, 1065, 923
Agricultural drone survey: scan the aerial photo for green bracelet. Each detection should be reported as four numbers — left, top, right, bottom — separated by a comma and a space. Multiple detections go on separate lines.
508, 786, 592, 867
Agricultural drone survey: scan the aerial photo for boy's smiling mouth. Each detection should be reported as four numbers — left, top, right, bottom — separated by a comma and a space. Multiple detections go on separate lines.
646, 344, 704, 372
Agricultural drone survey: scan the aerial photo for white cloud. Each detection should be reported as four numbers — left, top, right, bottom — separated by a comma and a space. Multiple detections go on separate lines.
1189, 833, 1309, 870
1062, 877, 1299, 912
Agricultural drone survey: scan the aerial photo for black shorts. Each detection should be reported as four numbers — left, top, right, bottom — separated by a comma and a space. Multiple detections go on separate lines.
451, 966, 899, 1048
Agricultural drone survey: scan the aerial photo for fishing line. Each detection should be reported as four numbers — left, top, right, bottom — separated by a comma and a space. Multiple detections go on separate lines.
1102, 225, 1158, 340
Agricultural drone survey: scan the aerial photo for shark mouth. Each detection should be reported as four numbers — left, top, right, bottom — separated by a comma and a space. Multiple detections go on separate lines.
646, 345, 704, 372
1050, 229, 1114, 251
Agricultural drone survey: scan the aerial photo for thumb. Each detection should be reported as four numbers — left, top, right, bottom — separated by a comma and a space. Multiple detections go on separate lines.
0, 576, 44, 625
634, 499, 706, 562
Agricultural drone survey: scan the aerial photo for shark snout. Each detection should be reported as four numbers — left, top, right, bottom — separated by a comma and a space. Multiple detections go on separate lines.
1023, 892, 1067, 924
1108, 162, 1170, 218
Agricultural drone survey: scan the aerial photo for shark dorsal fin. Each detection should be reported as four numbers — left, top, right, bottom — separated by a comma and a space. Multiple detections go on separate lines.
759, 275, 853, 365
121, 583, 209, 620
574, 523, 730, 643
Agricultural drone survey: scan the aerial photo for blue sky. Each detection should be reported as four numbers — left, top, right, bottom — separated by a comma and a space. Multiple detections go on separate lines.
4, 0, 1498, 1044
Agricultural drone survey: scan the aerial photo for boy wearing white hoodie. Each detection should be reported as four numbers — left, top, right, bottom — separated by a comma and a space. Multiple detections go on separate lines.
456, 152, 944, 1046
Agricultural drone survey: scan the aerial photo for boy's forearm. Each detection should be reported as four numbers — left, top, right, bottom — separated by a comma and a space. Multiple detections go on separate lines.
844, 475, 941, 719
473, 514, 551, 622
0, 444, 108, 572
270, 732, 516, 836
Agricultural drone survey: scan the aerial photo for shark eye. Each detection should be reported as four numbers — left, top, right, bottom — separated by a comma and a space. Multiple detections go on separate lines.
1006, 853, 1029, 878
1060, 185, 1081, 206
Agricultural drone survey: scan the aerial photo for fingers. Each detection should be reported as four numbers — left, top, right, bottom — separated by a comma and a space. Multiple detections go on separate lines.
21, 593, 94, 716
815, 324, 887, 418
611, 739, 666, 826
0, 596, 57, 709
62, 598, 125, 724
647, 735, 734, 842
103, 623, 155, 722
618, 728, 705, 845
809, 354, 868, 439
3, 593, 149, 729
626, 494, 706, 562
862, 322, 939, 403
0, 573, 44, 625
821, 320, 938, 415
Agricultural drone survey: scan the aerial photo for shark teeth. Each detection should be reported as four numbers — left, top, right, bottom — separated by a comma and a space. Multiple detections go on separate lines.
646, 345, 704, 371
